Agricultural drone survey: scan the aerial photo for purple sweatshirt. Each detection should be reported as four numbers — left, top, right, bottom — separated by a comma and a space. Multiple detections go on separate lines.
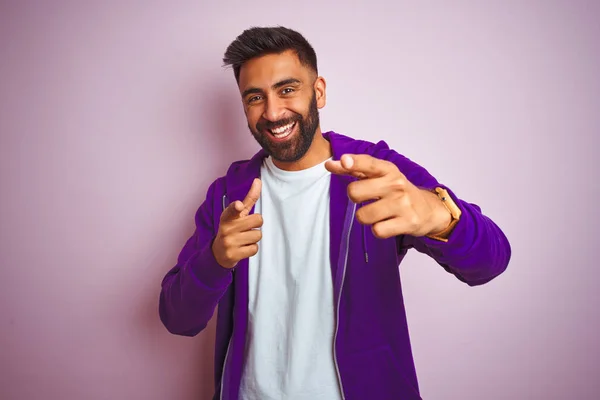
159, 131, 511, 400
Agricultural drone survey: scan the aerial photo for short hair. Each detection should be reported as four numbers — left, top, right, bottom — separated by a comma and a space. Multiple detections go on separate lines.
222, 26, 318, 83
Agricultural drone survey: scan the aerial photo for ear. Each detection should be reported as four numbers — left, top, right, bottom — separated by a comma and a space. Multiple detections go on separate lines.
314, 76, 327, 109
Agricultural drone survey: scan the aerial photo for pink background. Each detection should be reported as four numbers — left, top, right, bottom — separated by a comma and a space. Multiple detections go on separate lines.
1, 1, 598, 399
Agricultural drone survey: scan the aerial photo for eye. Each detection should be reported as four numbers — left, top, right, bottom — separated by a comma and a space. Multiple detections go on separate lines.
247, 95, 262, 104
281, 87, 295, 95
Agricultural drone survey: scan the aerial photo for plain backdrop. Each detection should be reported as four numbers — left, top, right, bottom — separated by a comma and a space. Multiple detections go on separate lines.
1, 1, 598, 399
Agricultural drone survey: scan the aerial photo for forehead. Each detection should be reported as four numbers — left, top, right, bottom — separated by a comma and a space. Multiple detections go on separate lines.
238, 50, 310, 92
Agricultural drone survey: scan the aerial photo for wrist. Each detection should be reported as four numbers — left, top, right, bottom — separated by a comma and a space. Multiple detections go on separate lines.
421, 189, 452, 236
425, 190, 452, 235
423, 187, 462, 241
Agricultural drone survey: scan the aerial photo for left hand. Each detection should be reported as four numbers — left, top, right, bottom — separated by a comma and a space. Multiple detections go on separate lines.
325, 154, 451, 239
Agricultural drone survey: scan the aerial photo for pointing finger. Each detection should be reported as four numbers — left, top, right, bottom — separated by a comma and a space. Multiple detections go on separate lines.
325, 159, 367, 179
341, 154, 395, 178
220, 200, 245, 222
240, 178, 262, 217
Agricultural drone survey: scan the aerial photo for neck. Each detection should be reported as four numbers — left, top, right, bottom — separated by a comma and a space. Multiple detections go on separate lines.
272, 128, 332, 171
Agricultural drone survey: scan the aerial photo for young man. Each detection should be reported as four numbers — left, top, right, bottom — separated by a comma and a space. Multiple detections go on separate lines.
159, 26, 511, 400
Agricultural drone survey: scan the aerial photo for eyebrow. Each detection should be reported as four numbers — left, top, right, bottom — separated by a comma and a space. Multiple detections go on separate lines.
242, 78, 302, 99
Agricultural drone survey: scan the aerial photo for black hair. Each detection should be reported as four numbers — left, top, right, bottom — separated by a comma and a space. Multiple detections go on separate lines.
222, 26, 318, 83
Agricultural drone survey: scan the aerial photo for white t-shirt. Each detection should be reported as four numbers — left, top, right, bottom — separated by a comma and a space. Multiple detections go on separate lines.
239, 156, 342, 400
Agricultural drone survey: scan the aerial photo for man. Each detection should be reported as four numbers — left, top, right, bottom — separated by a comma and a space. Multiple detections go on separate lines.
159, 26, 511, 400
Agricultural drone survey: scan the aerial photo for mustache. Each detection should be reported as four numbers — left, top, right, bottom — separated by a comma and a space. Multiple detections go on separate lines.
256, 115, 301, 132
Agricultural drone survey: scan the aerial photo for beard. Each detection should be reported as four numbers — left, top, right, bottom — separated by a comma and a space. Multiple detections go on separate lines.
248, 91, 320, 163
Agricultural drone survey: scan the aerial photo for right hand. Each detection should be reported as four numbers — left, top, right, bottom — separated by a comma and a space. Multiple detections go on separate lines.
212, 178, 263, 269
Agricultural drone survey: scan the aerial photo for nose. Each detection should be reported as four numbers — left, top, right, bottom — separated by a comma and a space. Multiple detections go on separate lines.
262, 96, 286, 122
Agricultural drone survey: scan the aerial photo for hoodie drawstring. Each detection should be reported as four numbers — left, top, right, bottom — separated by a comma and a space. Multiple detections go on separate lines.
361, 202, 369, 263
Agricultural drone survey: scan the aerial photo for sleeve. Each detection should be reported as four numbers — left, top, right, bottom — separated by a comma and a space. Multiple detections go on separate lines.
373, 141, 512, 286
158, 178, 233, 336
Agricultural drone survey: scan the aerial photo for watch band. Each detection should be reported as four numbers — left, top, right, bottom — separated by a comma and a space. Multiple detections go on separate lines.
426, 187, 462, 242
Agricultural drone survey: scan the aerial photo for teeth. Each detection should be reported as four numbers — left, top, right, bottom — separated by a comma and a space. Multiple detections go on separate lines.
271, 122, 295, 138
272, 122, 293, 134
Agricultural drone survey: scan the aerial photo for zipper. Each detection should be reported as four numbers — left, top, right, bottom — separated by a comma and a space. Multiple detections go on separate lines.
220, 192, 231, 400
333, 200, 357, 400
220, 325, 234, 400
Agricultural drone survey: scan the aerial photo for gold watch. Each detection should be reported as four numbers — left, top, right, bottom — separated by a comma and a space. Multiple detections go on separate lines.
426, 187, 462, 242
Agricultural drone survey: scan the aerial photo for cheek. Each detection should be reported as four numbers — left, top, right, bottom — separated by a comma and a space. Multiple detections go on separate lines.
245, 107, 262, 127
287, 99, 309, 116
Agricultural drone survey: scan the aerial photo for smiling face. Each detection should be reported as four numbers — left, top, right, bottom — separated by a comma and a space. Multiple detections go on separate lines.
238, 50, 327, 167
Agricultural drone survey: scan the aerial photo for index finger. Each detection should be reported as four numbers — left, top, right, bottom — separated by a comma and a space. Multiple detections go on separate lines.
326, 154, 394, 179
220, 200, 245, 222
239, 178, 261, 217
220, 178, 262, 222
